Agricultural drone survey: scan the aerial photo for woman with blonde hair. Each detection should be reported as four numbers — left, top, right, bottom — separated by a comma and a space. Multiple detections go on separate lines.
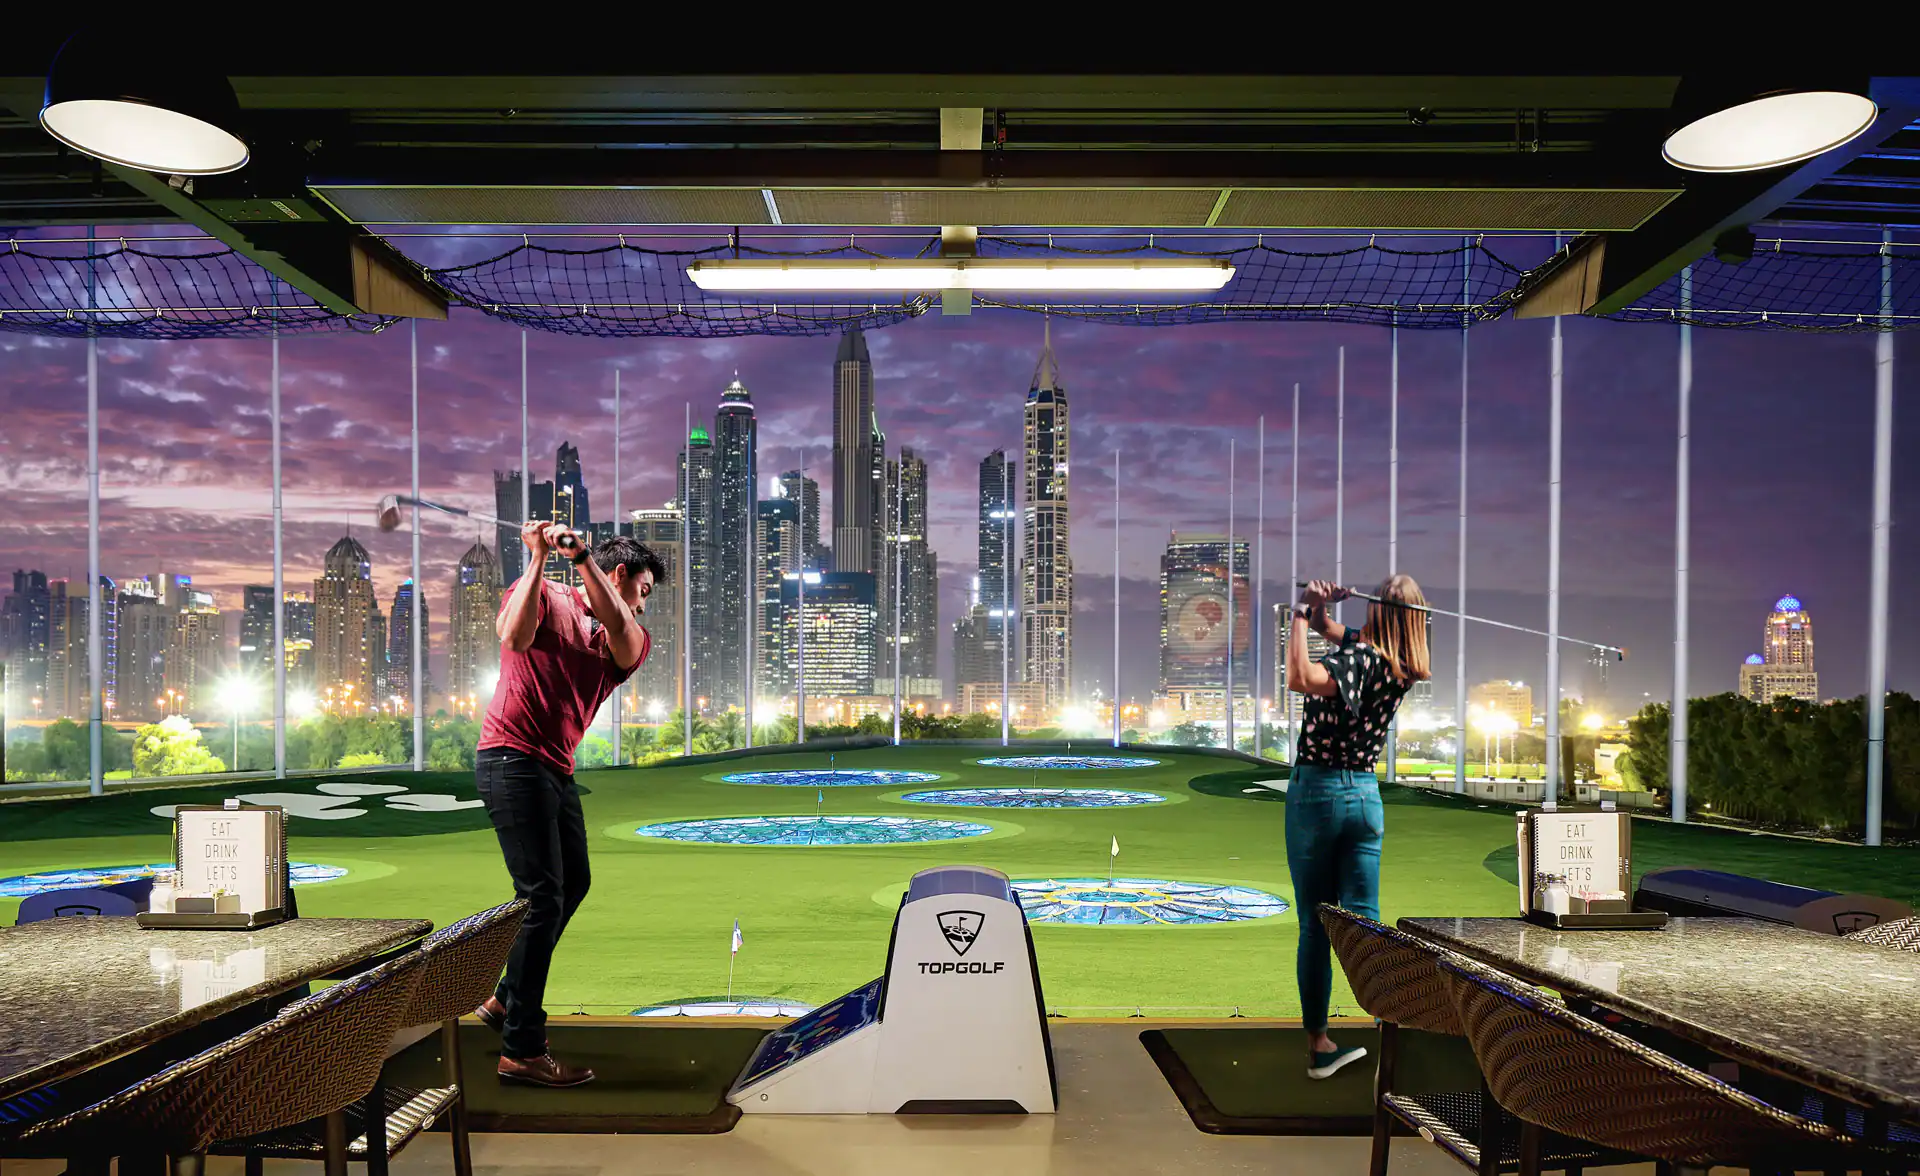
1284, 574, 1431, 1079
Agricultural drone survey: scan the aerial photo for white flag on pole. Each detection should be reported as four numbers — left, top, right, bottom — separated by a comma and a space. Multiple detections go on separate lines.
1111, 836, 1120, 858
731, 919, 743, 956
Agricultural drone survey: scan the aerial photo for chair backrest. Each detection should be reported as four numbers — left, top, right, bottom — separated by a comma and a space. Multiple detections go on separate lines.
17, 888, 139, 925
1318, 904, 1460, 1034
21, 944, 426, 1155
406, 899, 529, 1025
1845, 914, 1920, 952
1439, 956, 1843, 1167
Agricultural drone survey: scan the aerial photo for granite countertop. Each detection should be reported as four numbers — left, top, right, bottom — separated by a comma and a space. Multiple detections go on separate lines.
0, 916, 431, 1102
1401, 916, 1920, 1119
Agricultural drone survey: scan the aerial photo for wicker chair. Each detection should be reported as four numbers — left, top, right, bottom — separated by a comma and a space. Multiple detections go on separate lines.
217, 900, 529, 1176
1438, 955, 1898, 1175
6, 944, 426, 1176
1320, 906, 1638, 1176
1846, 915, 1920, 952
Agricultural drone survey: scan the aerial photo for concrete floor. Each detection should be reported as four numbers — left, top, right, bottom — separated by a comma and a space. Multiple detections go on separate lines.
4, 1024, 1648, 1176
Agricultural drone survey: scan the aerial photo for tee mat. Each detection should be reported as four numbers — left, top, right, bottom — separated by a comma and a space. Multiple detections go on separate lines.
727, 864, 1057, 1114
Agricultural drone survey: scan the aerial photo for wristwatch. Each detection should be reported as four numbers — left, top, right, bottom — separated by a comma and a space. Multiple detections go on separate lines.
569, 548, 593, 567
1292, 602, 1314, 621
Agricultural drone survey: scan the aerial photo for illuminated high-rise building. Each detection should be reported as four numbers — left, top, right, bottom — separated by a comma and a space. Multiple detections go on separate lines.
315, 536, 377, 709
2, 570, 51, 720
777, 471, 823, 568
679, 426, 717, 711
1739, 593, 1819, 703
892, 448, 939, 689
712, 376, 758, 711
976, 450, 1017, 685
831, 329, 877, 576
386, 580, 428, 710
1158, 533, 1250, 716
628, 507, 684, 713
494, 470, 525, 586
115, 579, 167, 721
165, 591, 224, 713
450, 542, 501, 711
1469, 680, 1534, 730
1021, 326, 1072, 710
756, 489, 800, 699
240, 586, 275, 674
555, 441, 591, 529
779, 572, 877, 698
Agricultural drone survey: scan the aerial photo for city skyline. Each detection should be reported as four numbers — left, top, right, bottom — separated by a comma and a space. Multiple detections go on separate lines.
5, 314, 1919, 721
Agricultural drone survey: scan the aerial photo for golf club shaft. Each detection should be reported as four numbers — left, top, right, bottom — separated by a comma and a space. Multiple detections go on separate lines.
390, 494, 582, 550
1294, 581, 1626, 660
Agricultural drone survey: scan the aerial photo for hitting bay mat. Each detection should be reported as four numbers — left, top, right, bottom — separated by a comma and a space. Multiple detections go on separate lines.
1141, 1026, 1482, 1135
387, 1022, 769, 1133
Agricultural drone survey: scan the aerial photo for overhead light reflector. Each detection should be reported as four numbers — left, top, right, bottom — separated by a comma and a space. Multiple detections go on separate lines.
686, 258, 1235, 293
39, 32, 249, 175
1663, 88, 1877, 173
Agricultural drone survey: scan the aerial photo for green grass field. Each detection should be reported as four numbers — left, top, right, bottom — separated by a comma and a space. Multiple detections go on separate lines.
3, 744, 1915, 1017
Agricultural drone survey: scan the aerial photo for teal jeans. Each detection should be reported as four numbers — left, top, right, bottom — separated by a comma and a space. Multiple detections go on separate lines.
1285, 764, 1384, 1033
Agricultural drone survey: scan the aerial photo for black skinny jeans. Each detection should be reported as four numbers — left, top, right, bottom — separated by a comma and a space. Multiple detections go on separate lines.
476, 747, 592, 1059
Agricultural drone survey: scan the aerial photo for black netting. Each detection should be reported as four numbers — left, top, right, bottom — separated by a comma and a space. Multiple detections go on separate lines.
1600, 239, 1919, 332
0, 237, 394, 339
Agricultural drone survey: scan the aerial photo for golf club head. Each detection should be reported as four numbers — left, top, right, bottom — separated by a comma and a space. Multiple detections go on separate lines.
375, 494, 403, 533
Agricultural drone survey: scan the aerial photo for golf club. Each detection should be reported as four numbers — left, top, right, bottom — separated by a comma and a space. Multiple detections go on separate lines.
1294, 580, 1626, 660
375, 493, 582, 551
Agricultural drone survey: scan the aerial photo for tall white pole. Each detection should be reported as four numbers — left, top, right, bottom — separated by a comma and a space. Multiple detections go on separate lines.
1386, 324, 1399, 784
410, 320, 423, 771
86, 333, 103, 795
1335, 346, 1345, 626
1288, 384, 1300, 761
1866, 232, 1894, 847
520, 331, 530, 545
892, 467, 903, 746
1454, 242, 1471, 794
1254, 416, 1265, 760
1226, 438, 1237, 752
271, 329, 285, 779
684, 402, 694, 757
743, 384, 754, 751
613, 369, 624, 764
796, 456, 807, 744
1113, 447, 1122, 748
1545, 310, 1564, 803
1002, 459, 1012, 747
1672, 269, 1692, 823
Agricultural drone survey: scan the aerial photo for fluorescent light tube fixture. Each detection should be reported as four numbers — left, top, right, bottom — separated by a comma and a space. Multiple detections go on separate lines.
685, 258, 1235, 293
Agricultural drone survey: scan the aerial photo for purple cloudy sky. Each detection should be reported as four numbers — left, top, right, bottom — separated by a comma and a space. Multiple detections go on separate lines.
3, 251, 1917, 713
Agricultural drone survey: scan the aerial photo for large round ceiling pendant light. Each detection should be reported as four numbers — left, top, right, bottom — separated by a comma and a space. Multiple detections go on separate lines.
1663, 79, 1877, 173
39, 30, 248, 175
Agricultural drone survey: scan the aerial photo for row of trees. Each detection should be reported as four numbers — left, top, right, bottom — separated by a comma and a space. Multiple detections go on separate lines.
1622, 693, 1920, 832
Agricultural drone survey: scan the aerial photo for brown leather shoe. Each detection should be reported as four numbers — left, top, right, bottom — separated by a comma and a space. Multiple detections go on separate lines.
498, 1053, 595, 1088
474, 996, 506, 1034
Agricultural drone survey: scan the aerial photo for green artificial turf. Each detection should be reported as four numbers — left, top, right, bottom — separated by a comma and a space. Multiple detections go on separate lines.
2, 746, 1915, 1016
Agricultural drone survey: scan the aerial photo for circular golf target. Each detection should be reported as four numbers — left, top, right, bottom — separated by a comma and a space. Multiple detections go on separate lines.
632, 996, 816, 1018
901, 787, 1164, 809
1010, 877, 1289, 925
975, 755, 1160, 770
634, 814, 992, 847
0, 861, 348, 899
720, 768, 942, 788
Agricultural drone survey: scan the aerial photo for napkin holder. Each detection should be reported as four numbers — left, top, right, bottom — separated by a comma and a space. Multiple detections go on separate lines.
137, 803, 290, 931
1517, 808, 1667, 931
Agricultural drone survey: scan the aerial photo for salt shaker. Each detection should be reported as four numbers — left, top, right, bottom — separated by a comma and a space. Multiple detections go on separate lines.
149, 869, 176, 914
1541, 875, 1571, 916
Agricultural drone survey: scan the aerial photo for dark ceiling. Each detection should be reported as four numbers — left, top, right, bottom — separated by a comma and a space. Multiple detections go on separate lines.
0, 40, 1914, 321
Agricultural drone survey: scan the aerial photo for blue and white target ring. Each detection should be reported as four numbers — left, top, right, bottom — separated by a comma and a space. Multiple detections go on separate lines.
720, 769, 942, 788
901, 787, 1164, 809
632, 996, 816, 1018
1011, 877, 1289, 925
975, 755, 1160, 770
0, 862, 348, 899
635, 814, 991, 847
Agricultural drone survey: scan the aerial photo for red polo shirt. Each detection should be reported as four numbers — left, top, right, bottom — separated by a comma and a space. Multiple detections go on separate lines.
479, 577, 648, 775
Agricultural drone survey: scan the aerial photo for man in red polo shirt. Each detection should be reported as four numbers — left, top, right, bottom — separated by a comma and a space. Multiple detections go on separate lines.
473, 521, 663, 1087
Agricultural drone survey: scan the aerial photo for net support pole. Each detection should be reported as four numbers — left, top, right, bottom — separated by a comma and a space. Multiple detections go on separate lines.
613, 368, 623, 765
1002, 459, 1012, 748
743, 380, 754, 752
1672, 269, 1692, 823
1288, 383, 1300, 762
271, 328, 285, 779
520, 331, 530, 554
1254, 415, 1265, 760
1866, 232, 1895, 847
684, 401, 694, 758
1113, 447, 1122, 748
796, 455, 807, 745
1226, 438, 1237, 753
86, 326, 103, 795
1545, 301, 1564, 804
1386, 323, 1399, 784
1335, 346, 1345, 627
410, 320, 424, 772
1454, 240, 1471, 795
892, 467, 903, 746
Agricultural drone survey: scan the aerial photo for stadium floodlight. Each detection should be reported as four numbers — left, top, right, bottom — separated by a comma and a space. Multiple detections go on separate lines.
1663, 80, 1877, 173
39, 31, 249, 175
685, 258, 1235, 293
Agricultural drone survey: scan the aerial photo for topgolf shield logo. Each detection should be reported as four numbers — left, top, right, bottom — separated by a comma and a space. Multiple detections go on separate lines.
936, 910, 984, 956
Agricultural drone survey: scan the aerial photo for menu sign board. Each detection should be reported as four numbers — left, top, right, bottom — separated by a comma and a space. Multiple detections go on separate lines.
1517, 809, 1632, 915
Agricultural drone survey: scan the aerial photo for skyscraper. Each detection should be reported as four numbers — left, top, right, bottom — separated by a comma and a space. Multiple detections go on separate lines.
2, 570, 51, 719
779, 572, 877, 699
1273, 603, 1331, 739
52, 576, 114, 721
494, 470, 525, 586
1158, 533, 1251, 713
952, 577, 1002, 702
757, 489, 801, 699
450, 542, 501, 710
679, 426, 717, 711
832, 330, 877, 576
555, 441, 591, 529
1738, 593, 1819, 703
778, 470, 824, 569
1022, 326, 1073, 710
896, 448, 939, 686
165, 590, 224, 713
386, 580, 427, 710
115, 579, 167, 721
283, 591, 315, 694
240, 585, 275, 674
315, 536, 377, 711
629, 508, 684, 712
712, 376, 758, 712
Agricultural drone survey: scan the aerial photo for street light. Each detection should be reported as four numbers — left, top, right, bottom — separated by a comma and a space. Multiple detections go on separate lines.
217, 677, 255, 771
1580, 712, 1606, 733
